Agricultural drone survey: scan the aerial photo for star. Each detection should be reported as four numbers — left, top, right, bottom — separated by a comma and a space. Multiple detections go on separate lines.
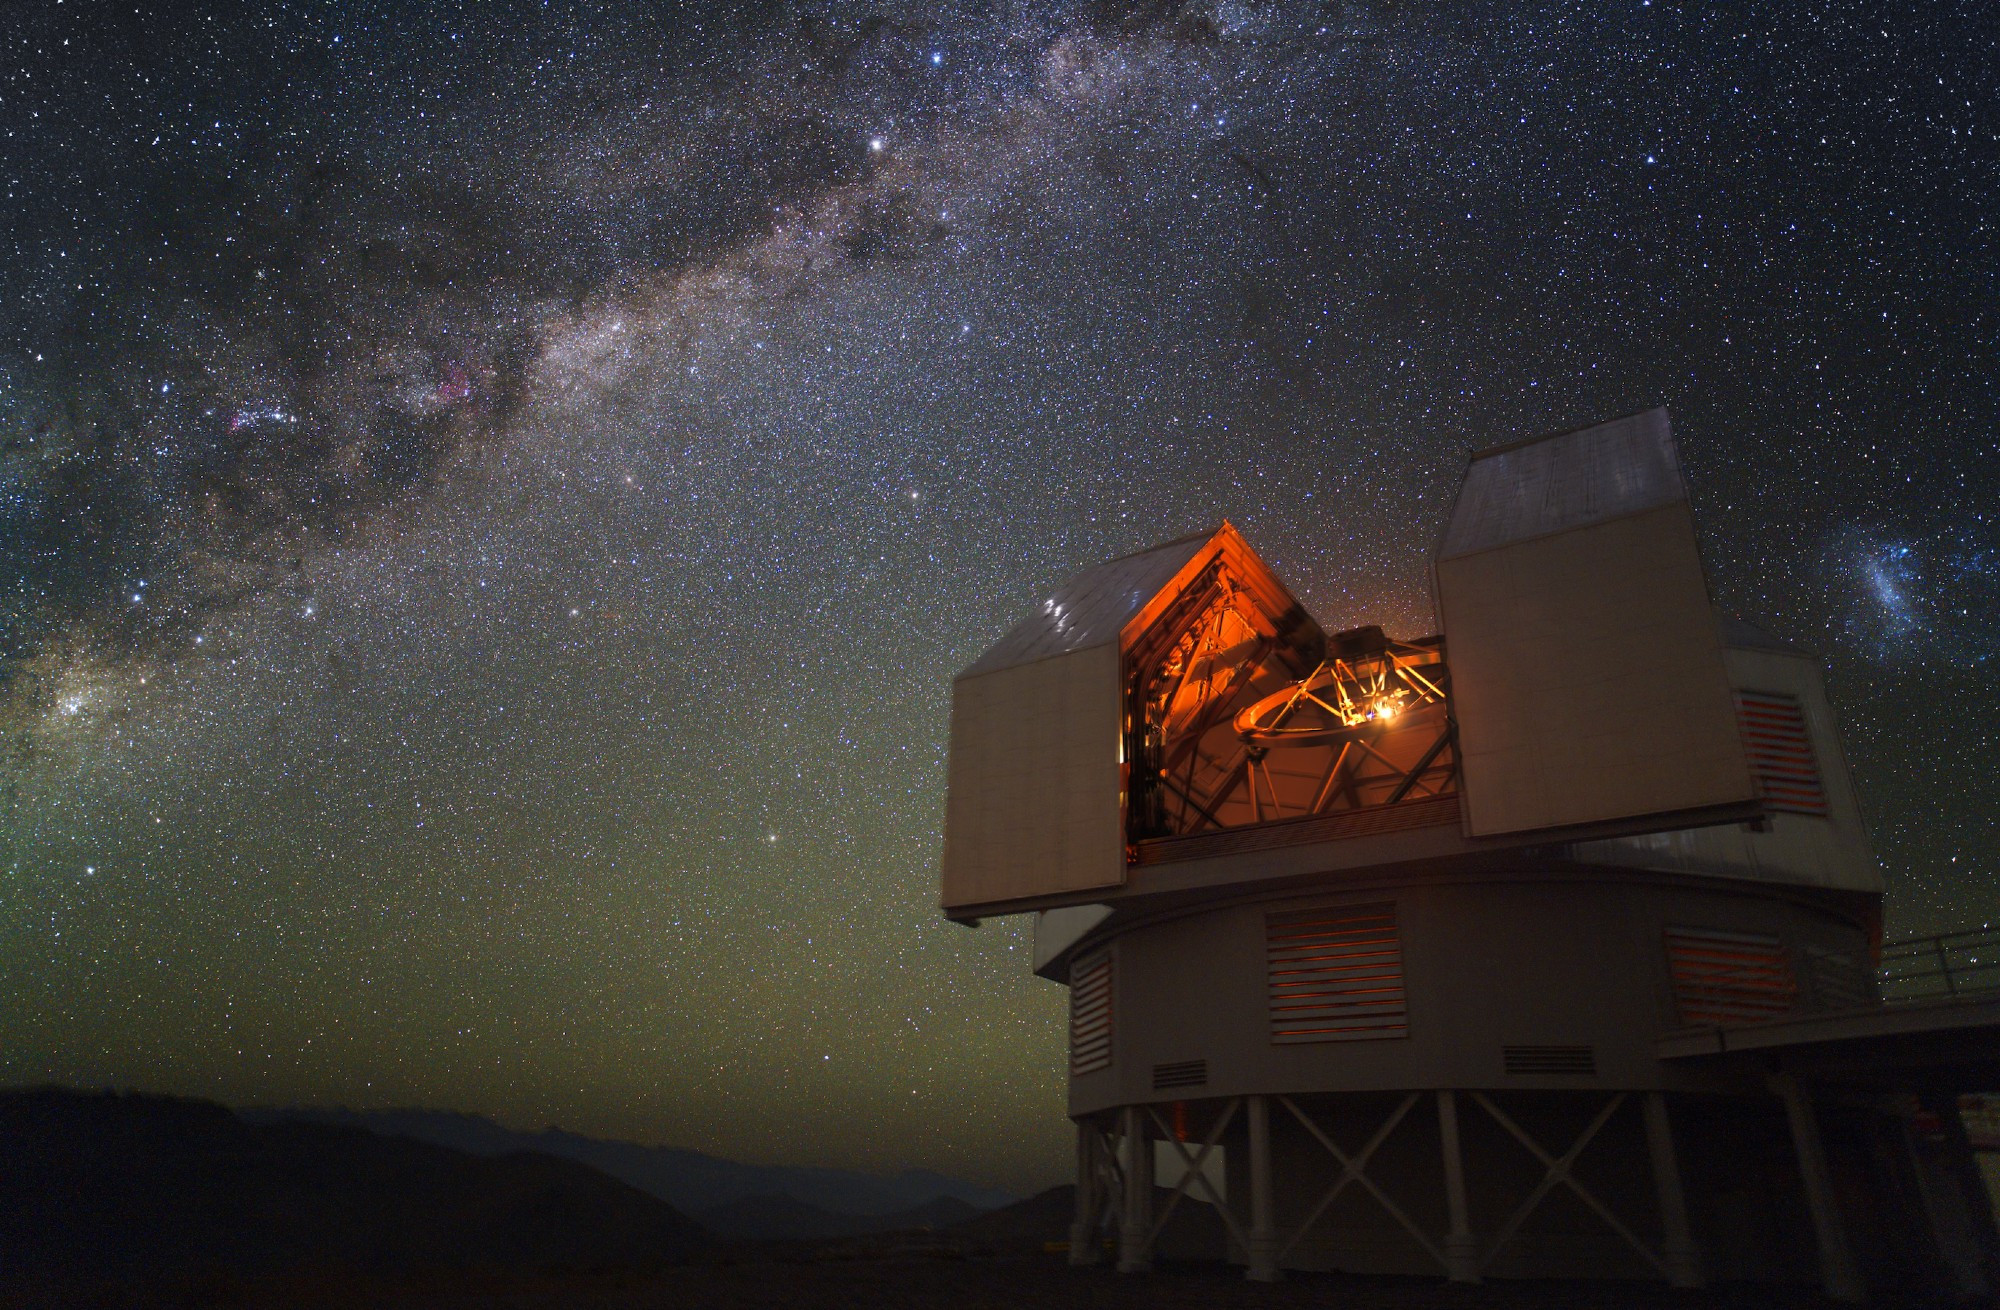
0, 0, 1991, 1199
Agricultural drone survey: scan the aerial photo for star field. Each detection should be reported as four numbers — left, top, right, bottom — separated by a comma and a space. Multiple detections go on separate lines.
1, 0, 1995, 1192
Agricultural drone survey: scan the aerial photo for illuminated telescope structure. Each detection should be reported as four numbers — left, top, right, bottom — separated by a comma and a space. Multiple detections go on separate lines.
940, 409, 2000, 1299
1231, 634, 1446, 745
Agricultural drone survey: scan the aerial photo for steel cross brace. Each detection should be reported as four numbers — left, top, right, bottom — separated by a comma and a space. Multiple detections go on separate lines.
1469, 1091, 1669, 1277
1144, 1099, 1247, 1249
1276, 1092, 1446, 1269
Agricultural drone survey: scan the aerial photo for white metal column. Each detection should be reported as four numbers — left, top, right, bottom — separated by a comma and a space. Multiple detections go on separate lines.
1772, 1073, 1865, 1303
1246, 1094, 1281, 1282
1438, 1090, 1480, 1282
1642, 1091, 1704, 1288
1070, 1120, 1103, 1266
1900, 1101, 1990, 1298
1118, 1104, 1154, 1274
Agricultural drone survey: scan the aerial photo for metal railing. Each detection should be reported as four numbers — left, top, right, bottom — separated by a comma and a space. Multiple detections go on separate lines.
1879, 926, 2000, 1003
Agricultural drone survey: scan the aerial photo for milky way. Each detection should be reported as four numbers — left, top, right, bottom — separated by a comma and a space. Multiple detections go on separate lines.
2, 0, 1995, 1190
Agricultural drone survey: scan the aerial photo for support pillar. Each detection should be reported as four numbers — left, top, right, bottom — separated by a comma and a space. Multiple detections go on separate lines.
1246, 1094, 1281, 1282
1437, 1089, 1480, 1282
1772, 1073, 1865, 1303
1118, 1104, 1154, 1274
1933, 1092, 2000, 1292
1906, 1093, 1995, 1297
1070, 1120, 1103, 1266
1642, 1091, 1704, 1288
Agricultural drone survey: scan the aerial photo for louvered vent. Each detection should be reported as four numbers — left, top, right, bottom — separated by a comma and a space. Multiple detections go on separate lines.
1806, 945, 1874, 1010
1503, 1045, 1597, 1075
1666, 927, 1797, 1025
1069, 951, 1114, 1076
1737, 691, 1828, 816
1152, 1059, 1208, 1090
1267, 903, 1408, 1044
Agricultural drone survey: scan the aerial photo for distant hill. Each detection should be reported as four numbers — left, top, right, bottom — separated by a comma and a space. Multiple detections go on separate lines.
0, 1086, 708, 1284
242, 1104, 1015, 1220
699, 1192, 982, 1240
951, 1184, 1230, 1261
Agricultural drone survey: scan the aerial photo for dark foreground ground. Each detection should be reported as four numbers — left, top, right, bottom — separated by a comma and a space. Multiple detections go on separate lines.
5, 1090, 1977, 1310
0, 1250, 1926, 1310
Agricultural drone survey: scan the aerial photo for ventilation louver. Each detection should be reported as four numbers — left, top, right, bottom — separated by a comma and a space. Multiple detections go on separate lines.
1267, 903, 1408, 1044
1152, 1059, 1208, 1090
1503, 1045, 1597, 1075
1666, 926, 1797, 1025
1736, 691, 1828, 816
1069, 951, 1114, 1076
1806, 945, 1874, 1010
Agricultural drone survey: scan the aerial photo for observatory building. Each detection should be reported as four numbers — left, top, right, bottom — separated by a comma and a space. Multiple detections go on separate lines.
941, 410, 2000, 1300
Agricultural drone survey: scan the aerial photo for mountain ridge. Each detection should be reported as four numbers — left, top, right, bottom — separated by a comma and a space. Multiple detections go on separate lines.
696, 1192, 982, 1241
240, 1104, 1016, 1220
0, 1086, 708, 1281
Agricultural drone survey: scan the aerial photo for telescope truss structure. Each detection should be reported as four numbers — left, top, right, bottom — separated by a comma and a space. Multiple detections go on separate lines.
1128, 588, 1456, 842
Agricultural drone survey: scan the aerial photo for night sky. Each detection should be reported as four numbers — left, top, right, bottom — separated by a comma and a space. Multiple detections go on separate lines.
2, 0, 1994, 1193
